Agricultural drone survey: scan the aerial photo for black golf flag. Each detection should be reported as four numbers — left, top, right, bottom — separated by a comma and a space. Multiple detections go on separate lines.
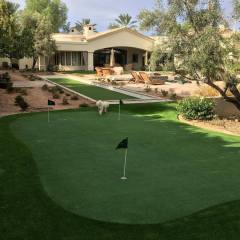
48, 99, 55, 106
120, 99, 124, 105
116, 137, 128, 150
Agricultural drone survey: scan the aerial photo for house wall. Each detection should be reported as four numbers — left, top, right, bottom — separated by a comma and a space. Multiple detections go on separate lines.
54, 29, 154, 71
0, 57, 37, 70
0, 58, 11, 68
87, 30, 154, 52
126, 48, 145, 70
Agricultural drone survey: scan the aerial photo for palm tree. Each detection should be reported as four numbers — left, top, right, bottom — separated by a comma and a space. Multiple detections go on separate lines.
75, 18, 97, 33
108, 13, 137, 29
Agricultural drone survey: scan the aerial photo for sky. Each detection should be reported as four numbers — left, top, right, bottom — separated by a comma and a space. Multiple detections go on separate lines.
13, 0, 233, 32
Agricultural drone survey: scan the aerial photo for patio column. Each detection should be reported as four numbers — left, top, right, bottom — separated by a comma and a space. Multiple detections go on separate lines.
38, 56, 46, 71
145, 51, 149, 66
87, 52, 94, 71
110, 48, 115, 67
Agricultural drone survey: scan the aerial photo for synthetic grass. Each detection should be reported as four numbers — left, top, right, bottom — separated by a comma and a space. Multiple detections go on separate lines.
60, 70, 96, 74
1, 104, 240, 239
49, 78, 136, 100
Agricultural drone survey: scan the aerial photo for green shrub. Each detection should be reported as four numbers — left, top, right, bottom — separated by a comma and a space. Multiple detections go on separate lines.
71, 95, 79, 100
6, 85, 14, 93
160, 89, 168, 97
42, 84, 49, 91
79, 102, 89, 108
144, 86, 151, 92
15, 88, 28, 95
177, 97, 215, 120
52, 93, 60, 99
62, 97, 69, 105
0, 72, 12, 89
15, 95, 29, 111
170, 93, 177, 100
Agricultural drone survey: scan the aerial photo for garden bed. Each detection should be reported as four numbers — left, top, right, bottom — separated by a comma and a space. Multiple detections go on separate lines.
178, 115, 240, 136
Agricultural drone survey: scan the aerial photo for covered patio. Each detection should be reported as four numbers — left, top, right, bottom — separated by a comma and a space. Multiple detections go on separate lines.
94, 47, 150, 71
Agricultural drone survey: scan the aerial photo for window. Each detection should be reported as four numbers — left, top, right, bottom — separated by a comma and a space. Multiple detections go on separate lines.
55, 51, 87, 66
60, 52, 66, 65
66, 52, 71, 66
132, 54, 139, 63
72, 52, 81, 66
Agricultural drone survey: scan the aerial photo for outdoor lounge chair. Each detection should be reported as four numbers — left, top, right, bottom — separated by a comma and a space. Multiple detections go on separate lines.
139, 72, 165, 85
131, 71, 145, 83
95, 67, 103, 77
102, 68, 113, 77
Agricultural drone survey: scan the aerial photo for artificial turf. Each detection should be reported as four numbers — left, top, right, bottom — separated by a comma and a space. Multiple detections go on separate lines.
1, 103, 240, 239
49, 78, 136, 100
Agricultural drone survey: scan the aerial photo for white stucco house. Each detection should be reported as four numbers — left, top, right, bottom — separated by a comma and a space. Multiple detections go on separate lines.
1, 25, 160, 71
47, 25, 156, 71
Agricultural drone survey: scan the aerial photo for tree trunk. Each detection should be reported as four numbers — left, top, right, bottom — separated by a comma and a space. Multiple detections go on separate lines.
206, 80, 240, 111
32, 57, 37, 71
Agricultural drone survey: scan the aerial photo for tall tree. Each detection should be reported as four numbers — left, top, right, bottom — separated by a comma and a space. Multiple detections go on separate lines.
25, 0, 68, 32
108, 13, 137, 29
34, 15, 56, 69
75, 18, 97, 33
21, 0, 67, 69
139, 0, 240, 110
0, 0, 23, 63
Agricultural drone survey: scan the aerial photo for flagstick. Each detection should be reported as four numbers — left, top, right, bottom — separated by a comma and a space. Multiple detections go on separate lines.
118, 102, 121, 121
121, 149, 128, 180
48, 107, 50, 123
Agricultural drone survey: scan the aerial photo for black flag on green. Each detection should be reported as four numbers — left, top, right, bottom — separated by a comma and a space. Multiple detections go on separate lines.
119, 99, 124, 105
48, 99, 55, 106
116, 137, 128, 150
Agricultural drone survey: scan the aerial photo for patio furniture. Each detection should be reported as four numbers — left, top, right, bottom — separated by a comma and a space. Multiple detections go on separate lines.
113, 66, 124, 75
139, 72, 165, 85
95, 67, 103, 77
131, 71, 145, 83
102, 68, 113, 77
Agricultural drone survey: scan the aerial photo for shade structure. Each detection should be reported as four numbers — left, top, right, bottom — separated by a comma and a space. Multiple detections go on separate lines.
110, 48, 115, 67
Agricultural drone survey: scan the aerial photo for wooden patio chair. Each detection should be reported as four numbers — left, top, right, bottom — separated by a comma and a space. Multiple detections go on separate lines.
102, 68, 113, 77
139, 72, 165, 85
95, 67, 103, 77
131, 71, 145, 83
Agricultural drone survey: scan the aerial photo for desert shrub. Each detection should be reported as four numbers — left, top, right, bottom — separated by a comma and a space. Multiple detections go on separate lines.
52, 93, 60, 99
160, 89, 168, 97
6, 85, 14, 93
15, 88, 28, 95
144, 85, 151, 92
42, 84, 49, 91
28, 75, 36, 81
196, 85, 219, 97
65, 93, 71, 97
58, 88, 64, 94
154, 88, 159, 94
177, 97, 215, 120
2, 62, 9, 69
170, 93, 177, 100
20, 89, 27, 95
15, 95, 29, 111
0, 72, 12, 89
71, 95, 79, 100
79, 102, 89, 108
62, 97, 69, 105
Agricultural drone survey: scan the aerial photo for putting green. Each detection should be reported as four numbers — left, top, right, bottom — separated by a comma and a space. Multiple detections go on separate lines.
11, 105, 240, 224
49, 78, 136, 100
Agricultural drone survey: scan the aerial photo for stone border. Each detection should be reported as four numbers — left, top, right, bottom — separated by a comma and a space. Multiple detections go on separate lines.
178, 115, 240, 137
